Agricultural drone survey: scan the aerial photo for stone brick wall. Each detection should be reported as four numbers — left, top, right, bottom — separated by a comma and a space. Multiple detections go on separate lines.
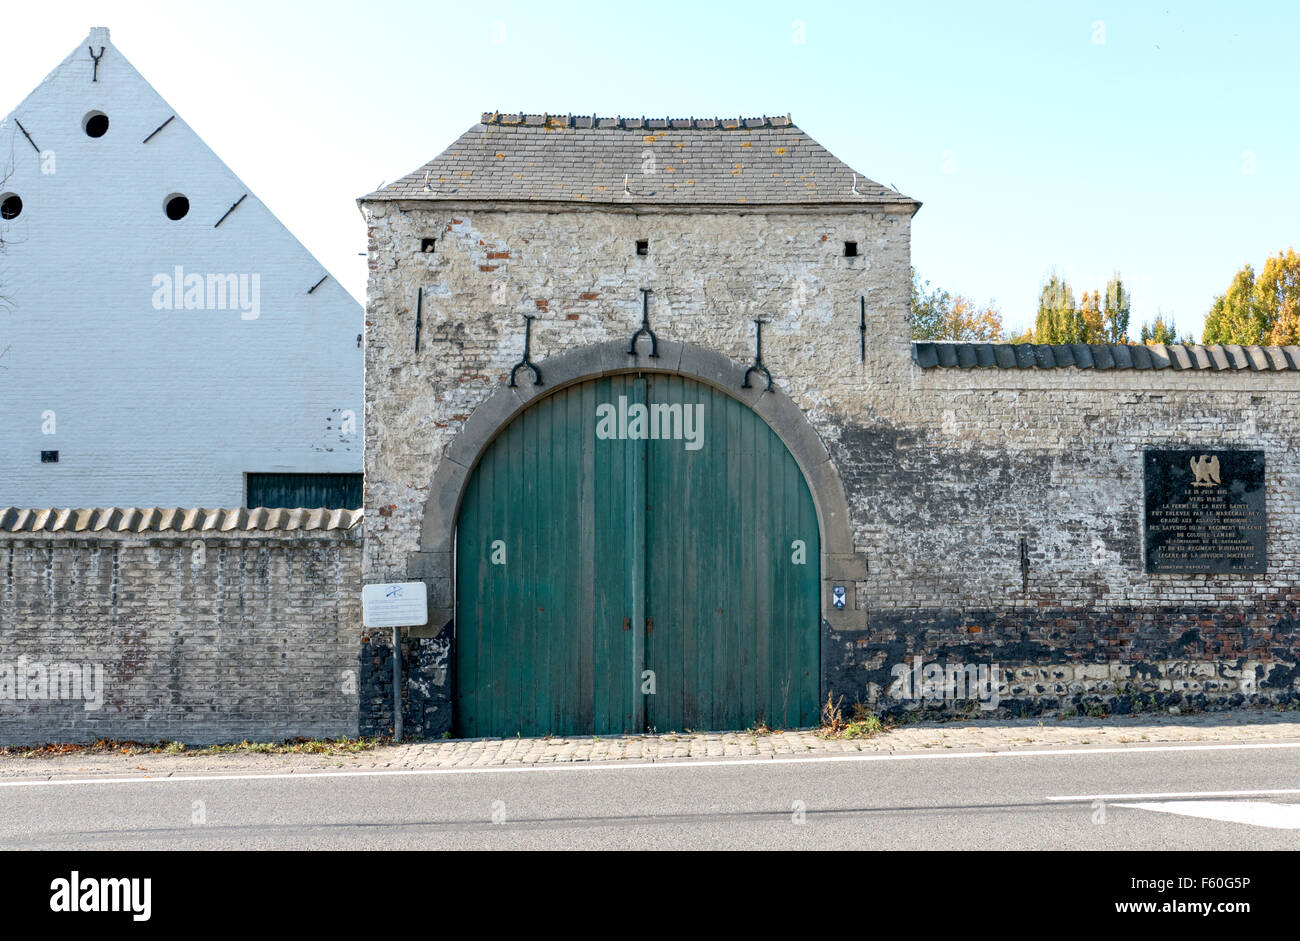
0, 524, 361, 744
833, 369, 1300, 714
361, 198, 1300, 722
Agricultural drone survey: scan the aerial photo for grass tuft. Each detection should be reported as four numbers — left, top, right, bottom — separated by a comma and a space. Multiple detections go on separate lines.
0, 736, 389, 759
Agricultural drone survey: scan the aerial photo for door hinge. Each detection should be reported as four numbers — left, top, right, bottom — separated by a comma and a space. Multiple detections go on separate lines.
646, 617, 654, 635
623, 617, 631, 632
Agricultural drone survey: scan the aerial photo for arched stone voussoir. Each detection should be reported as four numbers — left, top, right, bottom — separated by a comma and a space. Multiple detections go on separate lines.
508, 339, 687, 406
419, 457, 470, 555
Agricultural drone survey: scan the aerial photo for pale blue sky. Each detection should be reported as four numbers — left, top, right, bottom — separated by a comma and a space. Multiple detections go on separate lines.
3, 0, 1295, 336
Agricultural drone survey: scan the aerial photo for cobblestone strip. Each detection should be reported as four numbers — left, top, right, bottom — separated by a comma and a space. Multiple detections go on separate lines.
1, 712, 1298, 779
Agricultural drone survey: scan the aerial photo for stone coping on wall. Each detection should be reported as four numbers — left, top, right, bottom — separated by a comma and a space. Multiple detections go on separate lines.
913, 341, 1300, 371
0, 507, 363, 538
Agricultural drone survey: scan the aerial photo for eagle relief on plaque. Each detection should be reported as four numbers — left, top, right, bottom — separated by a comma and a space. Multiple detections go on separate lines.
1143, 449, 1266, 574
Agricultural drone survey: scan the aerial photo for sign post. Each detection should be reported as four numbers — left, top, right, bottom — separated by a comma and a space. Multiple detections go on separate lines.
362, 582, 429, 743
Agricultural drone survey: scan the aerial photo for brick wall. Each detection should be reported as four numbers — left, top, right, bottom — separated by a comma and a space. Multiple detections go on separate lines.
0, 515, 361, 744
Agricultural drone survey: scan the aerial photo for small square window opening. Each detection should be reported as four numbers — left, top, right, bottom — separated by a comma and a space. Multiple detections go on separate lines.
420, 238, 437, 253
41, 450, 59, 464
636, 240, 649, 256
844, 241, 858, 257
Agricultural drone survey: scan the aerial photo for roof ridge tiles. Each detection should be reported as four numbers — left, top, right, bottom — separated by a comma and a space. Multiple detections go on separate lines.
0, 508, 363, 533
478, 112, 795, 129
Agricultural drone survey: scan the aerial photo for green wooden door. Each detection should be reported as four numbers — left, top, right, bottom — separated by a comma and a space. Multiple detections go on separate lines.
454, 373, 819, 738
644, 376, 820, 732
455, 375, 641, 737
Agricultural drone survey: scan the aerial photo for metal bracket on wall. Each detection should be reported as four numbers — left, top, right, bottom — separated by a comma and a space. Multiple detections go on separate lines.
1019, 537, 1030, 595
14, 120, 39, 154
89, 46, 105, 82
628, 288, 660, 358
742, 319, 773, 391
859, 296, 867, 362
508, 314, 542, 387
414, 287, 423, 353
142, 115, 175, 144
214, 193, 248, 229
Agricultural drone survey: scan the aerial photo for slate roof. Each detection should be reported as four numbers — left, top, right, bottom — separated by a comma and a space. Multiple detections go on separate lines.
912, 342, 1300, 371
0, 507, 363, 533
364, 113, 917, 207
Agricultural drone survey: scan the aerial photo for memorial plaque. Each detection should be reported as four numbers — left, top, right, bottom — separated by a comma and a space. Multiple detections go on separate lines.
1144, 450, 1266, 574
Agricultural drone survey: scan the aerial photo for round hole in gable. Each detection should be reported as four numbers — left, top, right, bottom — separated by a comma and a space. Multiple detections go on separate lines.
83, 111, 110, 138
0, 193, 22, 220
165, 194, 190, 221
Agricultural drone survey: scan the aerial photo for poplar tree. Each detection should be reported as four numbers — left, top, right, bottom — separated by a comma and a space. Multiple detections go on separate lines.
1035, 272, 1075, 344
1140, 313, 1179, 345
1078, 290, 1104, 343
1103, 275, 1131, 343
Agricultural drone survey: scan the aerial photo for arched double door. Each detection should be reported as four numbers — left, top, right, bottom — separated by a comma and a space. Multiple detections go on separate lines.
454, 372, 820, 737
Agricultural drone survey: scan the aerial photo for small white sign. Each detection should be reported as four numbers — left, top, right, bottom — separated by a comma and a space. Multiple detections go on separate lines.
362, 582, 429, 628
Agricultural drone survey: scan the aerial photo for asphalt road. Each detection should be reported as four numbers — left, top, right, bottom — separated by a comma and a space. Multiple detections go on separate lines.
1, 741, 1297, 850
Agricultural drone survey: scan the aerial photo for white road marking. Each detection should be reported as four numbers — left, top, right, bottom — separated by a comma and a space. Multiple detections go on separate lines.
1050, 787, 1300, 802
1115, 800, 1300, 830
0, 740, 1296, 789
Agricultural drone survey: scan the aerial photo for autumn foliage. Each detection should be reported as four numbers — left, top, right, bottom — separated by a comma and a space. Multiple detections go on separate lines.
1203, 247, 1300, 345
910, 269, 1006, 341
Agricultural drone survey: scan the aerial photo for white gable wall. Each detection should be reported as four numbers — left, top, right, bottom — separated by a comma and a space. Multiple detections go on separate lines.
0, 28, 362, 507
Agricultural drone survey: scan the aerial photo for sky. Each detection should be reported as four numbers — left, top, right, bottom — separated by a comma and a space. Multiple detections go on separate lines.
1, 0, 1295, 337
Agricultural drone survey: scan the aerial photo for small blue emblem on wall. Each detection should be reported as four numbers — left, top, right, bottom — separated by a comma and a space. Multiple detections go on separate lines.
832, 586, 846, 610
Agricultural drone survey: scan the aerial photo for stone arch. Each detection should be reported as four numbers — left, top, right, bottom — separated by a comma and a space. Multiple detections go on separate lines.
410, 339, 866, 634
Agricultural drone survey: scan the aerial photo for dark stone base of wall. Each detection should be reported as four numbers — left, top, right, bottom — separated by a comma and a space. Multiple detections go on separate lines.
825, 599, 1300, 719
0, 718, 358, 747
360, 625, 453, 740
360, 600, 1300, 735
863, 688, 1300, 722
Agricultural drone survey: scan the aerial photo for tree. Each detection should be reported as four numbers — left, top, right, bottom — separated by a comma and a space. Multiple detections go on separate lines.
944, 296, 1005, 341
1203, 265, 1262, 344
1140, 313, 1180, 345
1270, 295, 1300, 345
1102, 275, 1131, 343
910, 269, 1006, 341
1034, 272, 1076, 344
1255, 247, 1300, 343
1078, 290, 1104, 343
910, 268, 951, 340
1022, 270, 1136, 344
1203, 248, 1300, 344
